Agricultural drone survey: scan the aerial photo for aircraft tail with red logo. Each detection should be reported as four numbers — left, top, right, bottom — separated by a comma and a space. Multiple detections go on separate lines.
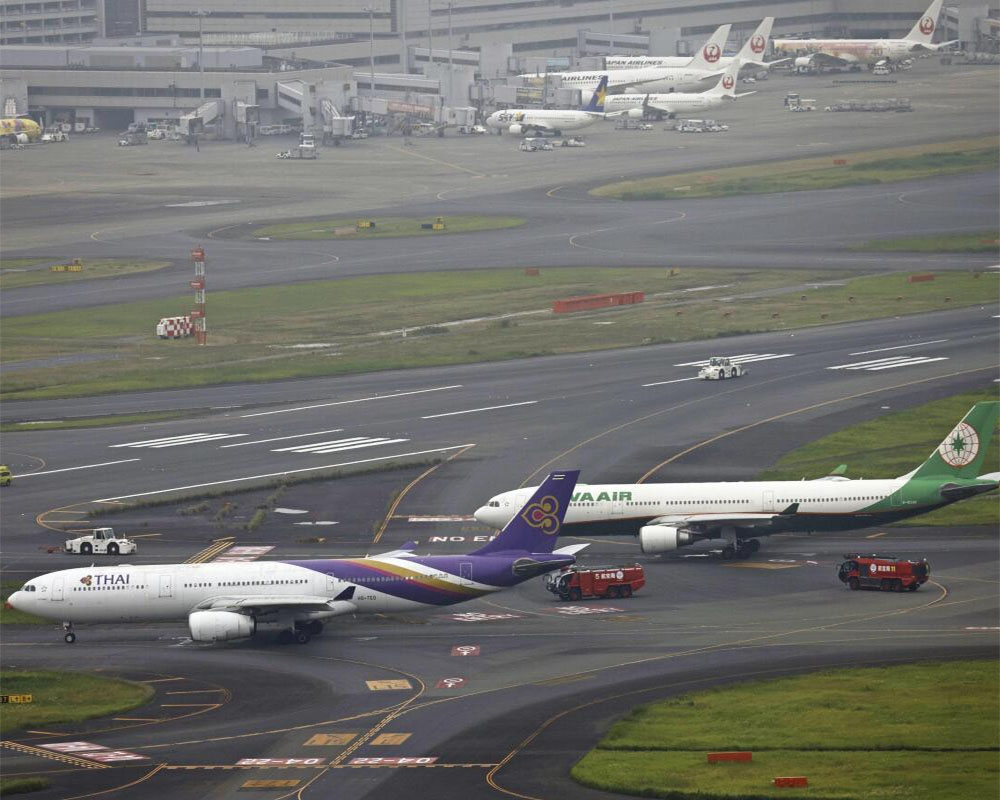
904, 0, 944, 47
736, 17, 774, 69
706, 59, 743, 99
471, 471, 579, 555
687, 24, 732, 72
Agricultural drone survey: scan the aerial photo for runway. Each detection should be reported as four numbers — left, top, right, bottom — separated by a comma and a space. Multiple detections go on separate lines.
1, 59, 997, 800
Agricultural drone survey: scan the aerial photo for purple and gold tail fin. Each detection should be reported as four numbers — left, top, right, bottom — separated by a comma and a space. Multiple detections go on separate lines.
471, 471, 580, 555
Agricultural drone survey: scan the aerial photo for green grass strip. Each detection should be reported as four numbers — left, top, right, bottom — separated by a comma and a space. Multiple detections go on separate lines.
250, 214, 524, 240
0, 777, 52, 795
760, 390, 999, 526
0, 669, 154, 733
591, 137, 999, 200
851, 231, 1000, 253
572, 660, 999, 800
0, 259, 170, 290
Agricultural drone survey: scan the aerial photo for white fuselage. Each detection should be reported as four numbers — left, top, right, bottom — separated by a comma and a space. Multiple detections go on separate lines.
486, 108, 599, 133
603, 91, 724, 116
773, 38, 916, 65
605, 55, 748, 70
527, 67, 719, 94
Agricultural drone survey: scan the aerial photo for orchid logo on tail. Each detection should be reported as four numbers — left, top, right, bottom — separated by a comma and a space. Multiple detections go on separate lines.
520, 496, 561, 535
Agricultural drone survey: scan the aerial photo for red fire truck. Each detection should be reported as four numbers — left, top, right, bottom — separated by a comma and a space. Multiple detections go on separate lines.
838, 554, 930, 592
545, 564, 645, 601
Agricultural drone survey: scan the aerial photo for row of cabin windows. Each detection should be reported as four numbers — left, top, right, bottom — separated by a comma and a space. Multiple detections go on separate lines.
74, 584, 144, 591
184, 578, 310, 588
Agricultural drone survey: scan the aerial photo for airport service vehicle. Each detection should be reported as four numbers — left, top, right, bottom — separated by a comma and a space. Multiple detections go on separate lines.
10, 472, 587, 645
529, 25, 731, 95
487, 76, 611, 137
604, 60, 750, 120
545, 564, 645, 600
41, 129, 68, 143
560, 138, 586, 147
774, 0, 955, 72
699, 357, 746, 380
64, 528, 138, 556
118, 132, 147, 146
0, 465, 11, 486
476, 403, 999, 560
456, 124, 486, 134
605, 18, 775, 72
838, 554, 929, 592
520, 138, 553, 152
156, 316, 193, 339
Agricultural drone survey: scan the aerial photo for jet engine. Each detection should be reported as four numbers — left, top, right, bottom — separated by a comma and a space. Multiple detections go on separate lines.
794, 56, 814, 69
188, 610, 256, 642
508, 123, 524, 135
627, 108, 644, 119
639, 526, 694, 554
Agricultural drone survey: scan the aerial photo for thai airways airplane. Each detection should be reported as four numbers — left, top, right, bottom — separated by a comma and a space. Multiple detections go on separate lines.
522, 25, 731, 95
605, 18, 775, 72
8, 471, 582, 645
486, 75, 612, 137
476, 403, 999, 560
602, 59, 752, 119
773, 0, 956, 71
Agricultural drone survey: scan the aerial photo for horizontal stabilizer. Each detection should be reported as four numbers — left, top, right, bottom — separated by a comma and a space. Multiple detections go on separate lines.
939, 481, 999, 501
553, 543, 590, 556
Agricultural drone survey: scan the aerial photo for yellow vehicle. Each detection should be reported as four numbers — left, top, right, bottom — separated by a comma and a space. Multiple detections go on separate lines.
0, 117, 42, 144
0, 465, 12, 486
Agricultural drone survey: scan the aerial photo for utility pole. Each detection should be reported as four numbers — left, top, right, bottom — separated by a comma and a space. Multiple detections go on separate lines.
365, 6, 375, 96
608, 0, 614, 53
193, 9, 209, 101
447, 1, 453, 105
427, 2, 433, 72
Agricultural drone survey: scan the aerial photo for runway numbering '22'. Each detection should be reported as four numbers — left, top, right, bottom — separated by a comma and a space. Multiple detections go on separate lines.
477, 403, 999, 559
7, 472, 584, 645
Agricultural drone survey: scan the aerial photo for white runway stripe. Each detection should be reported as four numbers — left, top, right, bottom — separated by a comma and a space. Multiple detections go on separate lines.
274, 436, 409, 454
674, 353, 794, 367
421, 400, 537, 419
642, 377, 700, 387
272, 436, 370, 452
849, 339, 948, 356
828, 355, 949, 371
239, 385, 462, 418
110, 433, 246, 448
220, 428, 344, 448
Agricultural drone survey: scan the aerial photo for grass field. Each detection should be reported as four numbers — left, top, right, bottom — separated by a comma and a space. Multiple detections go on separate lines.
1, 409, 191, 432
0, 670, 154, 734
851, 231, 1000, 253
572, 660, 999, 800
250, 214, 524, 240
0, 258, 171, 290
761, 390, 999, 526
591, 137, 999, 200
2, 267, 995, 401
0, 777, 51, 795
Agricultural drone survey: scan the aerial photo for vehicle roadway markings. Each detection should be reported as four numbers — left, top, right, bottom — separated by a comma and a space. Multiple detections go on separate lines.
186, 537, 235, 564
371, 733, 411, 746
827, 355, 950, 371
239, 385, 463, 418
849, 339, 948, 355
674, 353, 796, 367
219, 428, 344, 448
11, 458, 141, 479
110, 433, 247, 448
366, 680, 413, 691
93, 443, 476, 502
272, 436, 409, 455
420, 400, 538, 419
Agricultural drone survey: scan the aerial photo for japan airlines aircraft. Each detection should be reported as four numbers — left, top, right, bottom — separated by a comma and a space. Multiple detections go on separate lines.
606, 18, 775, 72
602, 59, 751, 119
486, 75, 611, 136
523, 24, 730, 95
773, 0, 955, 71
9, 471, 582, 645
476, 403, 998, 560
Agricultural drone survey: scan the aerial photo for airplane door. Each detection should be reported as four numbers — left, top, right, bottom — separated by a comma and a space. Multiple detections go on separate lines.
611, 496, 624, 516
762, 490, 775, 513
890, 491, 902, 507
159, 574, 173, 598
326, 574, 337, 595
52, 576, 64, 601
460, 562, 473, 586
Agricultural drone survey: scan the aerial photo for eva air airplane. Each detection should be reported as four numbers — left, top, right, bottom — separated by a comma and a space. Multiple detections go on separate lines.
476, 403, 999, 559
9, 472, 582, 645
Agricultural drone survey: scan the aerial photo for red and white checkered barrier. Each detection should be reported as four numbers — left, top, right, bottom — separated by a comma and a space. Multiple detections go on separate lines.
156, 316, 194, 339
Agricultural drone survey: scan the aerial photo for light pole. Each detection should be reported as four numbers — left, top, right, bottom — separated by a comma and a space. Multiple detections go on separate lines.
364, 6, 375, 97
427, 2, 433, 71
447, 1, 453, 105
192, 10, 209, 101
608, 0, 614, 53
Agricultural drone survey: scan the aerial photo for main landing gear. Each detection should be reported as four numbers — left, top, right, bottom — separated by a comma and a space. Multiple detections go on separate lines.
721, 539, 761, 560
277, 620, 323, 645
63, 621, 76, 643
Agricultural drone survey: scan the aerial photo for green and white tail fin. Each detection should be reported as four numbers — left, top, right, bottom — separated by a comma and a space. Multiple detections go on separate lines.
903, 401, 999, 480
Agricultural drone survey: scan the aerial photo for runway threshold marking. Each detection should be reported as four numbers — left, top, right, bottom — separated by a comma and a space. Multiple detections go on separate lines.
849, 339, 948, 355
1, 740, 110, 769
93, 444, 475, 502
219, 428, 344, 448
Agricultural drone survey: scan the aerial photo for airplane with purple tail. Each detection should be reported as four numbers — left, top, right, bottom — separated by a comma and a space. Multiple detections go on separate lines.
7, 471, 583, 645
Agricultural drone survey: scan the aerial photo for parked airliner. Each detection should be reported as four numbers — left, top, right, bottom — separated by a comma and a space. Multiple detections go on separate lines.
522, 24, 731, 94
486, 75, 611, 136
774, 0, 955, 71
476, 403, 998, 559
602, 59, 751, 119
605, 18, 775, 72
9, 472, 582, 644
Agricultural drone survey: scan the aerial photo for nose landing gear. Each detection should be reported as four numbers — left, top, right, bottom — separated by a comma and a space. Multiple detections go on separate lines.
63, 622, 76, 643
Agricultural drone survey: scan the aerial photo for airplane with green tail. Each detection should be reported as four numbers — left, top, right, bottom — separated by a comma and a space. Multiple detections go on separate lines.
476, 402, 999, 559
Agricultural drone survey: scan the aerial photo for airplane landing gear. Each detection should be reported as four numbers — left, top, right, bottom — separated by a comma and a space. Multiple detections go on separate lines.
722, 539, 761, 559
63, 622, 76, 643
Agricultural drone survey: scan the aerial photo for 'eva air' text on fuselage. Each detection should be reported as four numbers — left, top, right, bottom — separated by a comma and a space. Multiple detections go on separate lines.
572, 491, 631, 502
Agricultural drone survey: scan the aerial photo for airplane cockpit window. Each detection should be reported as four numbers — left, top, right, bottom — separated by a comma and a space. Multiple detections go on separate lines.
21, 583, 36, 592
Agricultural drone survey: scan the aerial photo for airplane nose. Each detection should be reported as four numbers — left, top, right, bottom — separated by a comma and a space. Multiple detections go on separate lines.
473, 506, 490, 524
6, 591, 23, 610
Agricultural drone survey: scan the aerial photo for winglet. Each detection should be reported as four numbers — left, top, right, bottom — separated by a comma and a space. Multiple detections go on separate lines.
830, 464, 848, 476
779, 503, 799, 516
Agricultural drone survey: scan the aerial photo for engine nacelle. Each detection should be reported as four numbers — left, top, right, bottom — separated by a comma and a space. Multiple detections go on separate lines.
188, 610, 256, 642
627, 108, 644, 120
639, 525, 694, 554
508, 123, 524, 135
794, 56, 814, 69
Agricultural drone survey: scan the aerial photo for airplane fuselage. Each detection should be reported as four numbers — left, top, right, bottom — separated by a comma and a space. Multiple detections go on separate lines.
527, 68, 718, 94
773, 38, 916, 64
486, 108, 599, 133
603, 92, 723, 115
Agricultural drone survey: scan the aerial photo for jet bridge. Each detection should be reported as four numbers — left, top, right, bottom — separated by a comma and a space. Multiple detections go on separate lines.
180, 99, 222, 138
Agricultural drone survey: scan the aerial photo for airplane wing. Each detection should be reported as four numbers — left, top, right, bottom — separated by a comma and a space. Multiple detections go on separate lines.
803, 51, 856, 68
371, 540, 418, 559
194, 590, 358, 619
645, 503, 800, 536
